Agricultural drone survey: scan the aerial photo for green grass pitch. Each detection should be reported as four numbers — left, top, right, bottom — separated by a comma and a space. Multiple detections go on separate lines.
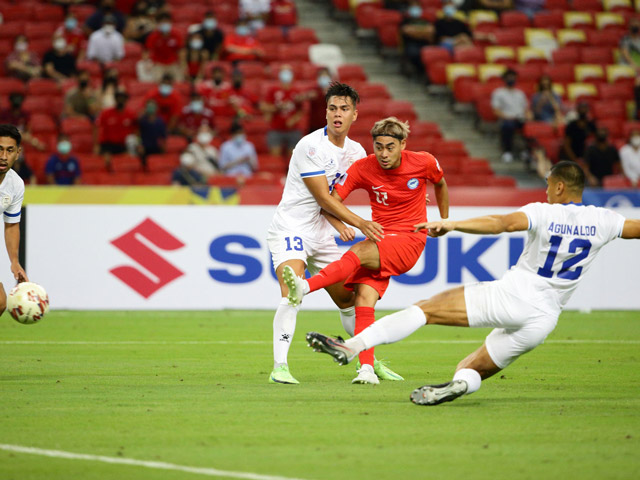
1, 310, 639, 480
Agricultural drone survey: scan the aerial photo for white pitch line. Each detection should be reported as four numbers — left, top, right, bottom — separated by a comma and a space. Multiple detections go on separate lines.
0, 339, 639, 345
0, 444, 309, 480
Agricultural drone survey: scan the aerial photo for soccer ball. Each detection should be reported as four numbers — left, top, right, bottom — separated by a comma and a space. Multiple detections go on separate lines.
7, 282, 50, 325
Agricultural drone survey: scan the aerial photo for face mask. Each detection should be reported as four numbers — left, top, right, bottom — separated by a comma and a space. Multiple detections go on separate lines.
213, 76, 223, 86
190, 39, 203, 50
578, 111, 588, 120
15, 41, 28, 52
10, 97, 22, 108
443, 5, 456, 17
235, 25, 250, 36
408, 5, 422, 18
596, 133, 607, 142
190, 100, 204, 113
103, 24, 115, 34
279, 69, 293, 83
79, 79, 89, 88
146, 104, 157, 115
159, 84, 173, 96
159, 22, 171, 34
203, 18, 217, 30
54, 39, 67, 51
232, 80, 242, 89
197, 132, 213, 144
632, 26, 639, 34
631, 136, 640, 147
318, 75, 331, 89
505, 78, 516, 87
57, 141, 72, 155
65, 18, 78, 30
233, 134, 245, 145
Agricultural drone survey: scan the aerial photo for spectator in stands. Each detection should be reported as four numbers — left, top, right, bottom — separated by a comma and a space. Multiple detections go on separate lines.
45, 135, 82, 185
136, 50, 156, 82
185, 32, 210, 81
531, 74, 563, 126
434, 1, 473, 53
270, 0, 298, 29
473, 0, 513, 14
12, 155, 36, 185
191, 11, 225, 60
143, 74, 184, 132
124, 0, 157, 44
99, 68, 121, 110
218, 122, 258, 177
56, 11, 86, 58
514, 0, 544, 19
5, 35, 42, 82
0, 93, 46, 151
560, 102, 597, 164
261, 64, 306, 158
400, 1, 435, 76
145, 12, 186, 82
138, 99, 167, 158
43, 34, 77, 82
85, 0, 127, 34
222, 18, 265, 64
620, 129, 640, 187
620, 18, 640, 69
87, 15, 125, 65
95, 89, 138, 156
64, 70, 100, 120
225, 70, 260, 120
582, 128, 619, 187
173, 125, 219, 186
491, 68, 531, 163
197, 66, 232, 117
308, 67, 333, 132
178, 91, 214, 140
240, 0, 271, 32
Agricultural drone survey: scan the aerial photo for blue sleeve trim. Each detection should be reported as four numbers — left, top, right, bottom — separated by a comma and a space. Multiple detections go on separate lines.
4, 211, 21, 217
300, 170, 325, 178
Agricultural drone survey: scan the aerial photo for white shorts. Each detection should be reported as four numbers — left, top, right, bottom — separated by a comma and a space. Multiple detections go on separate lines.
267, 230, 342, 275
464, 275, 560, 369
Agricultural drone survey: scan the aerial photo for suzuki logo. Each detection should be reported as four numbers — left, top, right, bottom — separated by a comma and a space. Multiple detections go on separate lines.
110, 218, 185, 298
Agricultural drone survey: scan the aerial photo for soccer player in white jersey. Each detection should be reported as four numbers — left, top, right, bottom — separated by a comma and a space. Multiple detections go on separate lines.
0, 124, 29, 315
267, 83, 401, 384
306, 161, 640, 403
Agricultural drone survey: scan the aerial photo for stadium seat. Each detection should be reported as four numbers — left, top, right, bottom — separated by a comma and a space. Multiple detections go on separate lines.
493, 28, 526, 46
61, 117, 93, 136
453, 77, 478, 104
132, 172, 172, 185
146, 154, 180, 173
557, 29, 587, 47
29, 114, 57, 135
421, 46, 451, 85
0, 77, 27, 96
337, 64, 368, 83
532, 10, 565, 29
445, 63, 477, 87
501, 11, 531, 28
602, 174, 632, 188
257, 26, 286, 44
454, 46, 486, 64
208, 175, 240, 187
69, 133, 95, 154
257, 154, 286, 174
579, 47, 614, 65
622, 121, 640, 137
544, 0, 570, 9
537, 137, 562, 162
602, 0, 634, 13
357, 83, 391, 100
433, 140, 468, 157
460, 158, 493, 175
606, 65, 636, 84
77, 154, 107, 173
563, 12, 594, 29
595, 12, 625, 30
517, 47, 548, 64
276, 43, 310, 63
572, 0, 603, 12
27, 78, 60, 97
592, 100, 626, 120
478, 64, 507, 82
69, 4, 97, 23
598, 118, 624, 138
598, 82, 634, 101
111, 154, 143, 173
543, 64, 575, 83
0, 5, 33, 22
513, 64, 544, 83
574, 64, 605, 83
469, 10, 499, 30
25, 22, 58, 40
247, 133, 269, 154
566, 82, 599, 102
287, 27, 319, 44
587, 29, 623, 47
354, 2, 382, 31
166, 136, 189, 154
244, 174, 282, 187
0, 22, 25, 40
124, 42, 143, 60
412, 121, 443, 139
524, 121, 556, 139
552, 46, 581, 64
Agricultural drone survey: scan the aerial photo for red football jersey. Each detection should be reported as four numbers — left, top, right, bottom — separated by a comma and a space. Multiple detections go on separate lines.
334, 150, 444, 233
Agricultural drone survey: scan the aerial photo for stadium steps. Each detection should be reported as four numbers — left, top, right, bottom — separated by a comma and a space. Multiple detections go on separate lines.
298, 0, 544, 188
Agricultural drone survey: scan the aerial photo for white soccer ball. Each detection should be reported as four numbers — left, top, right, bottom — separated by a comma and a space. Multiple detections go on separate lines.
7, 282, 50, 325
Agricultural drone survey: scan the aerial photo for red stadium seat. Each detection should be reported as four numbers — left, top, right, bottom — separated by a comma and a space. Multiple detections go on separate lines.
579, 47, 614, 64
25, 22, 58, 40
27, 78, 61, 97
111, 154, 143, 173
602, 175, 632, 188
587, 30, 624, 48
247, 133, 269, 154
551, 46, 581, 64
453, 46, 486, 64
0, 21, 25, 40
421, 46, 451, 85
69, 133, 94, 154
460, 158, 493, 175
61, 117, 93, 136
378, 23, 401, 48
354, 2, 382, 30
623, 121, 640, 137
166, 136, 189, 154
384, 100, 418, 123
592, 100, 626, 120
493, 28, 525, 46
433, 140, 468, 157
533, 10, 565, 29
597, 118, 624, 139
598, 83, 634, 101
69, 4, 96, 23
208, 175, 240, 187
256, 26, 286, 44
357, 83, 392, 100
0, 78, 27, 96
146, 154, 180, 173
524, 122, 556, 139
1, 5, 33, 22
453, 77, 478, 104
277, 43, 310, 62
544, 0, 569, 9
501, 11, 531, 28
337, 64, 368, 83
77, 154, 107, 173
411, 121, 442, 139
513, 64, 544, 83
257, 154, 287, 174
542, 64, 575, 83
132, 172, 172, 185
572, 0, 602, 12
30, 114, 57, 135
287, 27, 319, 44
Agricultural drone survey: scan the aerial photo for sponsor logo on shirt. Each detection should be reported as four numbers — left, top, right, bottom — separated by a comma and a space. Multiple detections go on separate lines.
407, 178, 419, 190
1, 195, 10, 209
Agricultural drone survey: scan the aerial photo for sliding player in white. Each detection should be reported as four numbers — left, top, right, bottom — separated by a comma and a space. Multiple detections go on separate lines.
267, 83, 402, 384
307, 161, 640, 403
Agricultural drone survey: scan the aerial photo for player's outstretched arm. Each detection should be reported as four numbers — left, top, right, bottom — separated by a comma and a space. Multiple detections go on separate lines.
417, 211, 529, 236
321, 210, 356, 242
621, 219, 640, 239
433, 177, 449, 220
303, 176, 384, 241
4, 222, 28, 282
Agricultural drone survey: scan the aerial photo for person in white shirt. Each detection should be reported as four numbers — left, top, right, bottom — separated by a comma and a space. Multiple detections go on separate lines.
0, 124, 29, 315
307, 161, 640, 405
619, 128, 640, 187
491, 68, 531, 163
240, 0, 271, 31
218, 123, 257, 177
266, 82, 404, 385
176, 125, 219, 185
86, 15, 125, 64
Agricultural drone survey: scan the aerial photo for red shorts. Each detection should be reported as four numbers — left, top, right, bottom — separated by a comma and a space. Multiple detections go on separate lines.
344, 231, 427, 298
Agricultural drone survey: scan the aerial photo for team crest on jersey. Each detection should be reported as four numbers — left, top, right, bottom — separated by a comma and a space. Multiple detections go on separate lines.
407, 178, 419, 190
1, 195, 10, 209
308, 146, 316, 157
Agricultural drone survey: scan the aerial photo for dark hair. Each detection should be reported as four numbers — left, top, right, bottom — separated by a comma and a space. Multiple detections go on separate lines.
325, 82, 360, 107
230, 122, 243, 134
0, 124, 22, 147
502, 68, 517, 79
549, 161, 585, 193
157, 11, 171, 21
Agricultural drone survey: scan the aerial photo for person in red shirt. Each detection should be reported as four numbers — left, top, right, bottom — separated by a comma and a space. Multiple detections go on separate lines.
270, 0, 298, 28
222, 19, 265, 64
95, 89, 138, 156
283, 117, 450, 384
261, 64, 309, 157
178, 91, 214, 140
143, 74, 184, 132
144, 12, 186, 81
55, 11, 86, 58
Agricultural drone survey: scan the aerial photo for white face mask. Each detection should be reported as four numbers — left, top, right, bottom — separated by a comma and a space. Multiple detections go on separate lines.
103, 24, 115, 34
631, 136, 640, 148
15, 41, 28, 52
197, 132, 213, 145
54, 39, 67, 50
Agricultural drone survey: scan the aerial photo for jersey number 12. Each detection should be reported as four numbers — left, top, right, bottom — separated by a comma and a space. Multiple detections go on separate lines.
537, 235, 592, 280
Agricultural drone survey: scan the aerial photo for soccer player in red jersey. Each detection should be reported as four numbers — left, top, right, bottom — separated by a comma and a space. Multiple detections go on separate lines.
283, 117, 449, 384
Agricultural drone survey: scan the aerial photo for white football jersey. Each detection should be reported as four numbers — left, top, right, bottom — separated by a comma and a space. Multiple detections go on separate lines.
511, 202, 626, 309
269, 127, 366, 237
0, 169, 24, 224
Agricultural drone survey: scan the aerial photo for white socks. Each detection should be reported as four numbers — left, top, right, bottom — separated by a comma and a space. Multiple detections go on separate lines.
345, 304, 426, 352
453, 368, 482, 395
339, 306, 356, 337
273, 297, 300, 367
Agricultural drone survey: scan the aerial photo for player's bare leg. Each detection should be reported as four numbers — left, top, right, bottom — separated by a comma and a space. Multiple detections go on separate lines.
0, 282, 6, 316
270, 259, 307, 385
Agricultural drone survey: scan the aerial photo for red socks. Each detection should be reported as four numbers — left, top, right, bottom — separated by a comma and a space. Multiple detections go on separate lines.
355, 306, 375, 367
307, 250, 361, 293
